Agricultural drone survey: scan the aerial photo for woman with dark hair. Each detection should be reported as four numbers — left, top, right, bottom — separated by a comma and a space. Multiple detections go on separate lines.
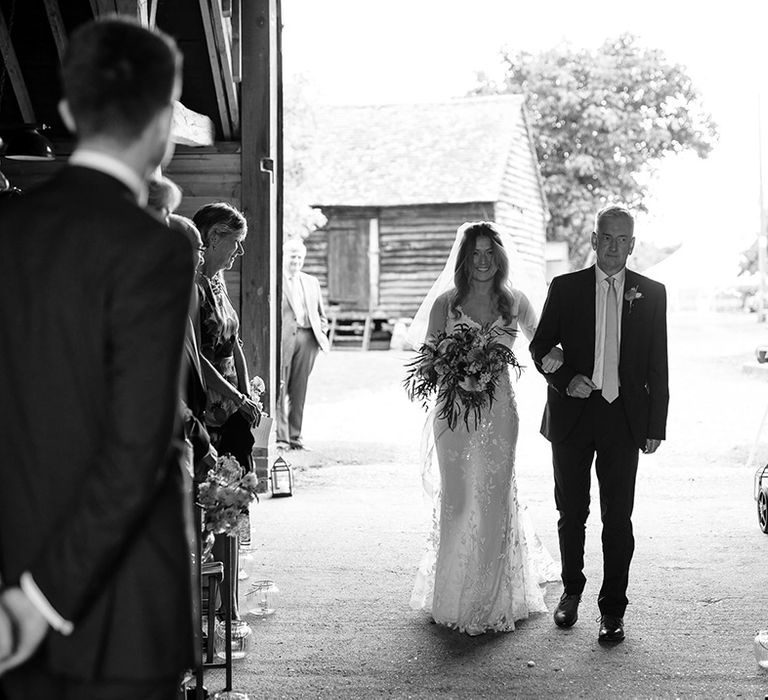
409, 221, 562, 635
194, 202, 260, 619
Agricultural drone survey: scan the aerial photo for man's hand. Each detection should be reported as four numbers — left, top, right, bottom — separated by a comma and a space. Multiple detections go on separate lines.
566, 374, 596, 399
643, 439, 662, 454
238, 396, 261, 427
0, 588, 49, 675
541, 346, 564, 374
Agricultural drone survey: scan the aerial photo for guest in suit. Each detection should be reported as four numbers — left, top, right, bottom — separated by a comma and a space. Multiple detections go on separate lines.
168, 213, 217, 481
530, 204, 669, 645
276, 237, 330, 451
0, 18, 196, 699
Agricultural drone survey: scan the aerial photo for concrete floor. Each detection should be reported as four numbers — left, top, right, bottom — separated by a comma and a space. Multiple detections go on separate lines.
209, 312, 768, 699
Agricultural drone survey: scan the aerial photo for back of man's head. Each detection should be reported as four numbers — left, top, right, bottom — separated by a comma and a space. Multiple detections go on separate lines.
61, 18, 182, 144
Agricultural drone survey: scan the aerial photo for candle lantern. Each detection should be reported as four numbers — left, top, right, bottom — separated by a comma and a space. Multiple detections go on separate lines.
214, 618, 252, 660
246, 579, 279, 618
270, 456, 293, 497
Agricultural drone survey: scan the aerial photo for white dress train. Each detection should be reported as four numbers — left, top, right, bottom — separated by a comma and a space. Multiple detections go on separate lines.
410, 300, 559, 635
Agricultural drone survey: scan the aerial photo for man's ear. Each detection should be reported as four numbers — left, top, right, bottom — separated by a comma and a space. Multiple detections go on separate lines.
591, 231, 597, 250
58, 100, 76, 134
629, 237, 635, 255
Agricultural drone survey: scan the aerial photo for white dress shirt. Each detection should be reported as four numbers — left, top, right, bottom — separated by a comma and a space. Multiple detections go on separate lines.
286, 274, 309, 328
591, 265, 626, 390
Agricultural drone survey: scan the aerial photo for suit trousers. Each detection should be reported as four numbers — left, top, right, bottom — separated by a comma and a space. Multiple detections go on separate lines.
551, 391, 639, 617
277, 328, 320, 444
1, 662, 181, 700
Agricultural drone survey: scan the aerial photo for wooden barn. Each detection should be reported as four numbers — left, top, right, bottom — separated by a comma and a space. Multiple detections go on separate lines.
300, 95, 549, 345
0, 0, 282, 408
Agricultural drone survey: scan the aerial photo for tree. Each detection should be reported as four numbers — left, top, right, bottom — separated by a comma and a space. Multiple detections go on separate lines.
283, 77, 326, 241
473, 34, 718, 266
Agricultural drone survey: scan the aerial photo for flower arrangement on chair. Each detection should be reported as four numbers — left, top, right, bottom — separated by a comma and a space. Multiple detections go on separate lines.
197, 454, 260, 538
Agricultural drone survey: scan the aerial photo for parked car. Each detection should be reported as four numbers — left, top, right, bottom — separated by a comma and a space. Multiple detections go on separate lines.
755, 464, 768, 533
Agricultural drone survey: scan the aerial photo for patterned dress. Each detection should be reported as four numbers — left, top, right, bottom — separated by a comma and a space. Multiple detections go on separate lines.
197, 272, 253, 471
410, 291, 559, 634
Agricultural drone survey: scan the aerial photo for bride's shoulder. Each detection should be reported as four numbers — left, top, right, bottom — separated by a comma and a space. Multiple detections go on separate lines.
433, 290, 455, 311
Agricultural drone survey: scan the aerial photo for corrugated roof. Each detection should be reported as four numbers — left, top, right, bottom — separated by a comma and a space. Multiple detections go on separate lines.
301, 95, 529, 208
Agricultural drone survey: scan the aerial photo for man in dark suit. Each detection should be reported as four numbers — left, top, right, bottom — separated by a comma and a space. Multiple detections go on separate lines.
277, 238, 330, 451
530, 204, 669, 644
0, 18, 196, 698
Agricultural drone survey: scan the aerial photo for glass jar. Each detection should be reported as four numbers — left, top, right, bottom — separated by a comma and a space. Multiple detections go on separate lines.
212, 693, 250, 700
755, 630, 768, 669
214, 618, 252, 660
245, 579, 279, 617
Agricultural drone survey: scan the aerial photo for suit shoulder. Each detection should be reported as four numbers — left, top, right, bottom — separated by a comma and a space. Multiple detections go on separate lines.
550, 266, 593, 288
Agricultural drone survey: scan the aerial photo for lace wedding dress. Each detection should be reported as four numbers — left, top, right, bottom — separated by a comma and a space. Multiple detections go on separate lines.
410, 296, 559, 635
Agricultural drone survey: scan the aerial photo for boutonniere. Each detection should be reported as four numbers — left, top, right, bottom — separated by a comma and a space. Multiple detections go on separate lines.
624, 285, 643, 312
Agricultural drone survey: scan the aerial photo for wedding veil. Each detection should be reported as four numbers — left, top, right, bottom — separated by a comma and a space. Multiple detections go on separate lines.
405, 220, 547, 348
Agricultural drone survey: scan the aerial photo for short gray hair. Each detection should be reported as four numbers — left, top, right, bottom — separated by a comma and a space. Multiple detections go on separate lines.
594, 204, 634, 235
284, 237, 306, 254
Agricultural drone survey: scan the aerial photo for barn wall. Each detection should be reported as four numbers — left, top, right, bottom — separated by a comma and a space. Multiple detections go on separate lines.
305, 202, 494, 318
4, 142, 246, 310
493, 108, 548, 293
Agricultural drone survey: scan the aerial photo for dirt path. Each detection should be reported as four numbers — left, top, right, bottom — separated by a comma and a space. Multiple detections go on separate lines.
223, 311, 768, 699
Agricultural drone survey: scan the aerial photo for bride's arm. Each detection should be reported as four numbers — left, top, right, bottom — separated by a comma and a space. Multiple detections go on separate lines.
516, 291, 563, 372
425, 293, 449, 341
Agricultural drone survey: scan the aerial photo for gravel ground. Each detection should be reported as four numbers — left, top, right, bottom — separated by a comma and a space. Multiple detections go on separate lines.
206, 311, 768, 699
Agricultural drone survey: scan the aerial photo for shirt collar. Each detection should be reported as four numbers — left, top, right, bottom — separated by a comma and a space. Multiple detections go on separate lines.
595, 265, 626, 286
69, 149, 148, 206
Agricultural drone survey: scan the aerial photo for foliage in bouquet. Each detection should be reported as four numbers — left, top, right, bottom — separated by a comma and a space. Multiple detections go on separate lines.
198, 454, 259, 535
404, 323, 522, 430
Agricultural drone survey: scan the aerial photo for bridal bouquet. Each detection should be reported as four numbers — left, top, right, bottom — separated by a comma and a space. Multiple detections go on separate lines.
197, 454, 260, 535
404, 323, 522, 430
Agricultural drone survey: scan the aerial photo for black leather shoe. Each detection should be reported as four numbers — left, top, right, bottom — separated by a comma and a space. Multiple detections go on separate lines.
598, 614, 625, 643
290, 442, 311, 451
553, 593, 580, 628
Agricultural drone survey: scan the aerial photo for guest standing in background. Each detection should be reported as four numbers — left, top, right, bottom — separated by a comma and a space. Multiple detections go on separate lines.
168, 213, 217, 481
0, 18, 195, 698
147, 174, 182, 224
194, 202, 260, 619
276, 238, 330, 451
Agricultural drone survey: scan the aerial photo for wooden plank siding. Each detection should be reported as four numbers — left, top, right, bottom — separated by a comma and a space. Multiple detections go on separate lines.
305, 202, 494, 318
492, 106, 548, 293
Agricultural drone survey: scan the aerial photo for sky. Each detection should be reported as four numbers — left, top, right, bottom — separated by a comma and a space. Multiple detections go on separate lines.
282, 0, 768, 275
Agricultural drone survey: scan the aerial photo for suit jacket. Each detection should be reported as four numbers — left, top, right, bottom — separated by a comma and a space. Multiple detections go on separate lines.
0, 166, 196, 680
530, 265, 669, 448
281, 271, 330, 360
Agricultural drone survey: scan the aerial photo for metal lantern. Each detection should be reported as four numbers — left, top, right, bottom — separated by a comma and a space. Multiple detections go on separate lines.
270, 456, 293, 497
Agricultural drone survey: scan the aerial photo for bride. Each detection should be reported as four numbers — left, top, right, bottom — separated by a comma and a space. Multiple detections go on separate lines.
409, 221, 562, 635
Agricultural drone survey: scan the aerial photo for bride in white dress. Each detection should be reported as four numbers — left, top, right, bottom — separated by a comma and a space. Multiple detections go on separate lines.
409, 221, 562, 635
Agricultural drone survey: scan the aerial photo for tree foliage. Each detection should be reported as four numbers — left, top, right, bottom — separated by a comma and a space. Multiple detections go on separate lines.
473, 34, 718, 266
283, 77, 326, 241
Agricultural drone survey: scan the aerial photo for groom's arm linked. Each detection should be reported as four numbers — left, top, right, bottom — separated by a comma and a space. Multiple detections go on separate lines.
529, 275, 580, 397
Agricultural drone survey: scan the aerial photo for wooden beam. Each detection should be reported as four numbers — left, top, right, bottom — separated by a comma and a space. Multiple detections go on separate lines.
0, 5, 35, 122
241, 0, 277, 413
42, 0, 67, 61
210, 0, 239, 135
148, 0, 158, 28
198, 0, 232, 139
231, 0, 242, 82
93, 0, 116, 16
114, 0, 148, 24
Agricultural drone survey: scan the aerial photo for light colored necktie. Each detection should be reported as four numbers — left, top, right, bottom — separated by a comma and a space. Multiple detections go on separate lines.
602, 277, 619, 403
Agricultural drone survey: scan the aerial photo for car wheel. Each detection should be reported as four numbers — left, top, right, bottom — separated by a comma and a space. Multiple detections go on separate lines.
759, 491, 768, 533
